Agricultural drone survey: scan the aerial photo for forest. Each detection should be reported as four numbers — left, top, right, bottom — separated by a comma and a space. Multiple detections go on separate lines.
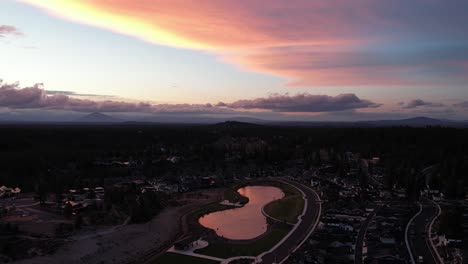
0, 122, 467, 199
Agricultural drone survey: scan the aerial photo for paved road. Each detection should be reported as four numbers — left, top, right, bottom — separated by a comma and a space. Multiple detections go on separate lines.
259, 179, 321, 264
0, 197, 36, 207
355, 205, 381, 264
408, 200, 439, 264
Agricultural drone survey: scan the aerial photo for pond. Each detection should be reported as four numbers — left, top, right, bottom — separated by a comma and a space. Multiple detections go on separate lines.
199, 185, 284, 240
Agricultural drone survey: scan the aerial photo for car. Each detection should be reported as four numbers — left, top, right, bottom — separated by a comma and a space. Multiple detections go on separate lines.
418, 256, 424, 263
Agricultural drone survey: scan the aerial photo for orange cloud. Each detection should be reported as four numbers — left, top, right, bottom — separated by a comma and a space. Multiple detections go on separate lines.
20, 0, 468, 86
21, 0, 365, 50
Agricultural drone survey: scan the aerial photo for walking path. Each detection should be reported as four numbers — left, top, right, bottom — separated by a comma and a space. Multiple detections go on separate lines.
257, 179, 309, 263
167, 239, 224, 262
426, 199, 444, 264
219, 200, 243, 207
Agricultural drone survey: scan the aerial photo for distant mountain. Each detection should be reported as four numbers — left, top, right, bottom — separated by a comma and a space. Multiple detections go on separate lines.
358, 117, 468, 127
269, 121, 356, 127
269, 117, 468, 128
139, 115, 217, 124
74, 112, 121, 123
212, 121, 263, 130
138, 115, 268, 124
224, 116, 269, 124
1, 112, 467, 127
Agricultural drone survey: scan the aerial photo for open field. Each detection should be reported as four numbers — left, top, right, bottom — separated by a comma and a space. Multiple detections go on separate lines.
13, 189, 223, 264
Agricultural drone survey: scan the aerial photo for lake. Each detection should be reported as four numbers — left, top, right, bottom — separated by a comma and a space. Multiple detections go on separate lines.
199, 185, 284, 240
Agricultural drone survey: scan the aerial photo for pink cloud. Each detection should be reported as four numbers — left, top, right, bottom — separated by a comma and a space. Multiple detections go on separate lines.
0, 25, 22, 37
20, 0, 468, 86
231, 49, 417, 86
21, 1, 372, 49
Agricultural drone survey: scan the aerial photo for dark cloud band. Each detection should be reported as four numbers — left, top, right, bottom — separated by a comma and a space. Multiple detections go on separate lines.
1, 81, 381, 114
402, 99, 444, 109
0, 81, 228, 114
217, 93, 381, 112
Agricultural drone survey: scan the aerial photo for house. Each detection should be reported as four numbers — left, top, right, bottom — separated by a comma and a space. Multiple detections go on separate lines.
394, 188, 406, 199
326, 222, 354, 232
379, 236, 396, 244
201, 177, 215, 187
329, 241, 345, 248
63, 201, 88, 215
369, 255, 406, 264
95, 187, 105, 194
11, 187, 21, 196
379, 190, 392, 199
0, 186, 20, 198
432, 193, 443, 201
328, 246, 354, 261
166, 156, 180, 163
141, 186, 158, 193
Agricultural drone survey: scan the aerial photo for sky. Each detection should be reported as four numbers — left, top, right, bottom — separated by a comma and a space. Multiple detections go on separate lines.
1, 0, 468, 121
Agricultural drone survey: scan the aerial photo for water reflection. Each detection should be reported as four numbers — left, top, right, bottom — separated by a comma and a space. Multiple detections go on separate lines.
199, 185, 284, 240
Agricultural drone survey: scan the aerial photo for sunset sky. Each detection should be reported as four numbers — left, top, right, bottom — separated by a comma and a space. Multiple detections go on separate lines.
1, 0, 468, 121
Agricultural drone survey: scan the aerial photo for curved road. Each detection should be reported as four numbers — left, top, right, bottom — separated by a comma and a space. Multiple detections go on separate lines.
259, 179, 321, 264
408, 200, 441, 264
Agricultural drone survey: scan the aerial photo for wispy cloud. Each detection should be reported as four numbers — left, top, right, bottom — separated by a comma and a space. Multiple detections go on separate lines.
0, 25, 22, 37
45, 90, 115, 99
402, 99, 445, 109
453, 101, 468, 108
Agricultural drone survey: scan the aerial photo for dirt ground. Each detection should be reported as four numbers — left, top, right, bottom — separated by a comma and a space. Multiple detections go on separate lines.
15, 188, 223, 264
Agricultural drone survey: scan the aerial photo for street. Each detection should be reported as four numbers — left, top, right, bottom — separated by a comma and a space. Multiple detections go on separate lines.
408, 200, 439, 264
259, 179, 321, 264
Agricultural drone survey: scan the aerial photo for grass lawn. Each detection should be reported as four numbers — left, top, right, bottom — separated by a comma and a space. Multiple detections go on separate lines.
194, 226, 291, 258
277, 183, 302, 197
152, 252, 220, 264
264, 195, 304, 224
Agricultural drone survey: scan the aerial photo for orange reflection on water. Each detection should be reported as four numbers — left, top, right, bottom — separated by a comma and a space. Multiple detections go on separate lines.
199, 186, 284, 240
